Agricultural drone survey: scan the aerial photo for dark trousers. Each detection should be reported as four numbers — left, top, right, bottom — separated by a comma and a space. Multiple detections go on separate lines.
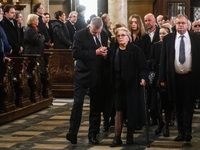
68, 82, 101, 138
174, 72, 195, 134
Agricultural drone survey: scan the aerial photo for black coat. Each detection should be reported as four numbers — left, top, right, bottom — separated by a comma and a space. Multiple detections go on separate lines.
159, 31, 200, 101
72, 27, 107, 88
23, 25, 45, 54
110, 42, 149, 128
151, 26, 160, 46
74, 13, 87, 31
132, 34, 151, 60
37, 15, 50, 43
53, 20, 72, 49
149, 41, 162, 71
66, 20, 76, 43
1, 16, 22, 56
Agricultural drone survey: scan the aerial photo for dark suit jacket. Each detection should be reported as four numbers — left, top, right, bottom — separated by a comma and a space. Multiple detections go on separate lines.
66, 20, 76, 43
159, 31, 200, 100
37, 15, 50, 43
53, 20, 72, 49
1, 16, 22, 56
72, 27, 107, 88
74, 13, 87, 31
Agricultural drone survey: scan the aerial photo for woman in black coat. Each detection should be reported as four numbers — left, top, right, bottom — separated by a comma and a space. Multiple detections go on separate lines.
53, 11, 72, 49
24, 14, 45, 73
109, 27, 148, 147
24, 14, 45, 54
128, 14, 151, 60
149, 26, 172, 137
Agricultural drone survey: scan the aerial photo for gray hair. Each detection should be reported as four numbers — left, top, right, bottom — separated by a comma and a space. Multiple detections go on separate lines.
115, 27, 132, 42
68, 11, 78, 18
90, 17, 103, 29
175, 14, 188, 24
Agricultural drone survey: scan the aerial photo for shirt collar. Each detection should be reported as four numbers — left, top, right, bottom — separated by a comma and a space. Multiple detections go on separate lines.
176, 30, 189, 38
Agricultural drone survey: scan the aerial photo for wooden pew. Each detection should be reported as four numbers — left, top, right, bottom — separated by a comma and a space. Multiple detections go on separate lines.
0, 60, 16, 113
10, 57, 32, 107
0, 54, 53, 124
44, 49, 74, 98
22, 54, 43, 102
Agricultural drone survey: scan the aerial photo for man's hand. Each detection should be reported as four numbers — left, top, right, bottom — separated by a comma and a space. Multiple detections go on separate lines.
6, 49, 13, 55
96, 46, 107, 56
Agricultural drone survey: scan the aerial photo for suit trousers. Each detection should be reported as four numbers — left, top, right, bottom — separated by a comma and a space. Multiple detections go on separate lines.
174, 72, 194, 134
68, 82, 101, 138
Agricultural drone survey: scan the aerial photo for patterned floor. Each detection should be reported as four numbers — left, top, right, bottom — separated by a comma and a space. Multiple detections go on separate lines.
0, 97, 200, 150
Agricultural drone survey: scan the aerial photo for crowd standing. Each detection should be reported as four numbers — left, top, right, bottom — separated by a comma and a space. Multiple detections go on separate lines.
0, 3, 200, 148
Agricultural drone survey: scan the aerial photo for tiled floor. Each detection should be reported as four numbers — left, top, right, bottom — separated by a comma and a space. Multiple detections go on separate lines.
0, 97, 200, 150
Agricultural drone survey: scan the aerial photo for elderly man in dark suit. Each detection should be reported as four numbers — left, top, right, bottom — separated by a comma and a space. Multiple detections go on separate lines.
66, 11, 77, 43
159, 14, 200, 142
1, 5, 23, 57
66, 17, 108, 145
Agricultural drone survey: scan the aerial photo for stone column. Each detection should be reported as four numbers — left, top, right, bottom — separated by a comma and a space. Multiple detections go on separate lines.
108, 0, 128, 26
32, 0, 49, 13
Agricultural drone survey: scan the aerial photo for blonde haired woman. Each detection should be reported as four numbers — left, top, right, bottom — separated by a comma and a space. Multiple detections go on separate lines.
24, 14, 45, 54
24, 14, 45, 73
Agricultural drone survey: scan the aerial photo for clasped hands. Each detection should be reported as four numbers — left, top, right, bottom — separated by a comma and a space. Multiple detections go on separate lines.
96, 46, 107, 57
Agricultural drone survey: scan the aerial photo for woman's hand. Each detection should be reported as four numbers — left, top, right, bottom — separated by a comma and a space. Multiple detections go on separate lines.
140, 79, 146, 86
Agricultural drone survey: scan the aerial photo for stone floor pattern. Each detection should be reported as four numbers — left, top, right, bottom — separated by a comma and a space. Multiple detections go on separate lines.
0, 97, 200, 150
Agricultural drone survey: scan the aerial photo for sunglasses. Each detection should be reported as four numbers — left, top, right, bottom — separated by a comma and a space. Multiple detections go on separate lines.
194, 24, 200, 27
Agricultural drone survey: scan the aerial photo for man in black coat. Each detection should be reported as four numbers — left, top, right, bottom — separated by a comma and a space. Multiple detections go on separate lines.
33, 3, 50, 49
144, 13, 160, 126
66, 17, 107, 145
1, 5, 23, 57
66, 11, 78, 43
74, 5, 87, 31
159, 14, 200, 142
144, 13, 160, 59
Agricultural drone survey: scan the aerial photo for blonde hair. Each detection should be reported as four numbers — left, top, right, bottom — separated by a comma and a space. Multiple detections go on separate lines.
115, 27, 132, 42
27, 14, 39, 25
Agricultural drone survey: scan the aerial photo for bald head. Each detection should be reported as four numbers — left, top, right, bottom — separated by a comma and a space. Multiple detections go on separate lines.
144, 13, 156, 32
156, 15, 163, 27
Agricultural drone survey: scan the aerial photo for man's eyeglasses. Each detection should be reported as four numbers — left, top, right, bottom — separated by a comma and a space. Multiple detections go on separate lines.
194, 24, 200, 27
117, 34, 127, 38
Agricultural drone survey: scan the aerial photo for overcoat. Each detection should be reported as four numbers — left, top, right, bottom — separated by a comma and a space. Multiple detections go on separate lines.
159, 31, 200, 101
109, 42, 149, 128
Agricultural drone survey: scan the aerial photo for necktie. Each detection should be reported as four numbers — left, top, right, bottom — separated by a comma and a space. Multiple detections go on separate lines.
95, 36, 101, 48
179, 35, 185, 64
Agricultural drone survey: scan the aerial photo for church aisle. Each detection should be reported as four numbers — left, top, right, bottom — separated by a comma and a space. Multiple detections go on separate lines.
0, 97, 200, 150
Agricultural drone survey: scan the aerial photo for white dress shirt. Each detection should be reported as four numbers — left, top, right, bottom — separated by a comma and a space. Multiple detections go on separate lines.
174, 31, 192, 74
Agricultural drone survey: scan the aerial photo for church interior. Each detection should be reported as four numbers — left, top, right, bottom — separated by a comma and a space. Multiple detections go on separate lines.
1, 0, 200, 149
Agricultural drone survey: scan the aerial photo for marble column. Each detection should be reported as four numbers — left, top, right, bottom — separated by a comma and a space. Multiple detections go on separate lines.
32, 0, 49, 13
108, 0, 127, 26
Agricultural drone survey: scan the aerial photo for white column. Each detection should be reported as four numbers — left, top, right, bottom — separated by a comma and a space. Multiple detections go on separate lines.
108, 0, 127, 26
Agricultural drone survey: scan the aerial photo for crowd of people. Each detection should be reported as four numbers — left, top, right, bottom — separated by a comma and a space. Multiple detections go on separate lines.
0, 3, 200, 148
